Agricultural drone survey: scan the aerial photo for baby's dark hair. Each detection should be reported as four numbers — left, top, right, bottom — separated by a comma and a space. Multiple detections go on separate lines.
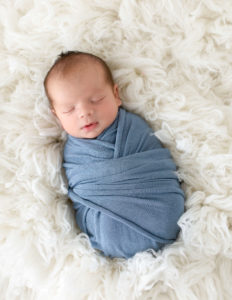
44, 50, 114, 107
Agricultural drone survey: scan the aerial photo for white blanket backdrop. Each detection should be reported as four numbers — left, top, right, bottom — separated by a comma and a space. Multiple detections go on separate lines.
1, 0, 232, 299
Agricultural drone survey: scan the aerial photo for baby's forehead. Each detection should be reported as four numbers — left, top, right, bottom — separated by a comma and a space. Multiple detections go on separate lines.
53, 58, 105, 83
49, 62, 108, 95
66, 55, 101, 72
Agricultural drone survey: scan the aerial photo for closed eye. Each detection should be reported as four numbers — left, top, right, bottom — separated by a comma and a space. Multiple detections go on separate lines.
91, 97, 104, 103
63, 107, 74, 114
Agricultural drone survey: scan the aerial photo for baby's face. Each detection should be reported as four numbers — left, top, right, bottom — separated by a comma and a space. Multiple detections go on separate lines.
48, 63, 121, 138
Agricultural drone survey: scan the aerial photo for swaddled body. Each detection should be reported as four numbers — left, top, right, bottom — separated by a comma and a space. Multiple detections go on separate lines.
63, 108, 185, 258
44, 51, 185, 259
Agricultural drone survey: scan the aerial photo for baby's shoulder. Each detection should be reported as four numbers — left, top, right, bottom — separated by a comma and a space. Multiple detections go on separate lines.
123, 108, 152, 131
121, 107, 163, 149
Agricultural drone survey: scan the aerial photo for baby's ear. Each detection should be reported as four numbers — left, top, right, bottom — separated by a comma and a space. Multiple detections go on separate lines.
114, 84, 122, 106
50, 108, 64, 129
113, 84, 119, 96
51, 107, 57, 116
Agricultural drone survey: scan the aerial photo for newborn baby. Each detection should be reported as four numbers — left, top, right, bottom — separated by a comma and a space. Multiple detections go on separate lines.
44, 51, 185, 259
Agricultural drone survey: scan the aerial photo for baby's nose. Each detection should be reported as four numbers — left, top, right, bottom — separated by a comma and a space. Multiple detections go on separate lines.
79, 103, 93, 118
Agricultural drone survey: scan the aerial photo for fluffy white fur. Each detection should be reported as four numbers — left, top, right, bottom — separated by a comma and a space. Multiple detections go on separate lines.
1, 0, 232, 299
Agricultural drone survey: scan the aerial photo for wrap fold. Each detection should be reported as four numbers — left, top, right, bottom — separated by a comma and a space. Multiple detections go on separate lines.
63, 108, 184, 258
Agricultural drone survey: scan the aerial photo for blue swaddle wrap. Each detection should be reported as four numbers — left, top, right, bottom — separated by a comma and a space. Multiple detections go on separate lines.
63, 108, 185, 258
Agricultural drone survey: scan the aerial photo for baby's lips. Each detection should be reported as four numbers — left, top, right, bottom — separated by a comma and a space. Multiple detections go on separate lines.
82, 122, 98, 130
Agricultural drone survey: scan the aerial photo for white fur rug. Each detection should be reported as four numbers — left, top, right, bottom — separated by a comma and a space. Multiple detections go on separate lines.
1, 0, 232, 299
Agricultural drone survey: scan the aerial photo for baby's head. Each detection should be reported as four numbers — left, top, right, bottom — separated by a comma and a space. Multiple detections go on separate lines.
44, 51, 121, 138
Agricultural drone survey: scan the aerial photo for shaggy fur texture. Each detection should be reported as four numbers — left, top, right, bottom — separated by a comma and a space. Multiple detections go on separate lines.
1, 0, 232, 299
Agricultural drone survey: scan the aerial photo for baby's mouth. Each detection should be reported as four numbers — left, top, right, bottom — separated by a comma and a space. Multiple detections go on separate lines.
82, 122, 98, 131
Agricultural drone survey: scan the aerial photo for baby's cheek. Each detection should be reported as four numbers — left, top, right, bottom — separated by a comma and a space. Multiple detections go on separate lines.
62, 119, 76, 134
